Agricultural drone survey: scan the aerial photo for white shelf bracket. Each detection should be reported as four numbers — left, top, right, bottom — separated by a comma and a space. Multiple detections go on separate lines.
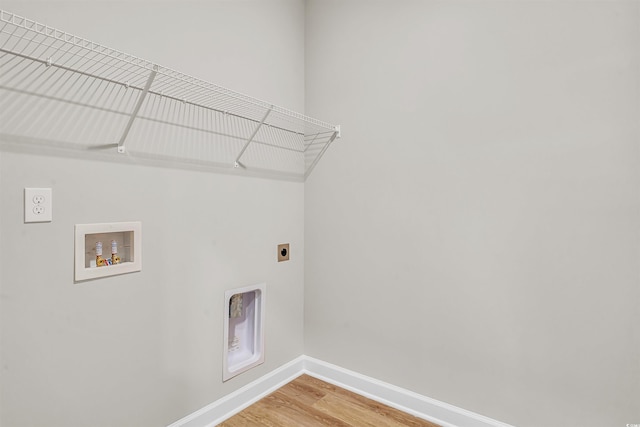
234, 106, 273, 169
117, 65, 158, 154
304, 127, 340, 180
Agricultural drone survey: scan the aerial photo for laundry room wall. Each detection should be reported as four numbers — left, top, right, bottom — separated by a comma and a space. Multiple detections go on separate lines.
0, 1, 306, 426
304, 1, 640, 426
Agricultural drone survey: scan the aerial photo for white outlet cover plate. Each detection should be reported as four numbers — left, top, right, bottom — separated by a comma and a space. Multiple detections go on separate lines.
24, 188, 52, 223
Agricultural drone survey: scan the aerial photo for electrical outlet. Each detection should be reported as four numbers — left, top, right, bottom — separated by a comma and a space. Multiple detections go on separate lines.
278, 243, 290, 262
25, 188, 52, 223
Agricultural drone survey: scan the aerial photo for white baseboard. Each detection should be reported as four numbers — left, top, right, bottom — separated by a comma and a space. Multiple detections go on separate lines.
167, 356, 306, 427
301, 356, 514, 427
167, 355, 514, 427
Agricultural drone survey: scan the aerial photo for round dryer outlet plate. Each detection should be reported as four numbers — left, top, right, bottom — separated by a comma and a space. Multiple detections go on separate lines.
277, 243, 290, 262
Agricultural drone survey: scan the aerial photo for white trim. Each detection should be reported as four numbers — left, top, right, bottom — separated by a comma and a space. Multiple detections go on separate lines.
167, 356, 305, 427
301, 356, 514, 427
167, 355, 514, 427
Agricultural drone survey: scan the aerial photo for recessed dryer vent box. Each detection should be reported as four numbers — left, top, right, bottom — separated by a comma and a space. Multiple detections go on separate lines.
223, 283, 266, 381
74, 222, 141, 281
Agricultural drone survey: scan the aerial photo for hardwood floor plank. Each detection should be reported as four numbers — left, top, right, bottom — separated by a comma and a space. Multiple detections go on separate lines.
264, 390, 351, 426
294, 375, 438, 427
219, 389, 349, 427
276, 375, 327, 407
313, 394, 395, 427
217, 375, 440, 427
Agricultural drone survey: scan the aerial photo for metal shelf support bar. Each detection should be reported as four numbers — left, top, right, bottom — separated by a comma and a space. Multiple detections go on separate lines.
304, 127, 340, 180
234, 106, 273, 169
117, 65, 158, 153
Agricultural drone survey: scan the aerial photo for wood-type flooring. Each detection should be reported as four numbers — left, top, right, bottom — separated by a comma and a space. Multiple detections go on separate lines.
218, 374, 441, 426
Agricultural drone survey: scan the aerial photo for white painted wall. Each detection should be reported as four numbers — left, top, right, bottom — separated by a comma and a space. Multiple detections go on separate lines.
0, 1, 305, 426
304, 1, 640, 427
3, 1, 639, 426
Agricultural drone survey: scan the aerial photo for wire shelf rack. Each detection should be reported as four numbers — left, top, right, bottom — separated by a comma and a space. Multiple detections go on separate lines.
0, 10, 340, 180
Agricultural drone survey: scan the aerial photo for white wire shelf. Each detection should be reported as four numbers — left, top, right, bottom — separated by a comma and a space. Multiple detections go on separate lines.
0, 10, 340, 181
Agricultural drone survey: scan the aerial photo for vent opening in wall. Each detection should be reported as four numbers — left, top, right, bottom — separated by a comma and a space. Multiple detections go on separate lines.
223, 283, 266, 381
